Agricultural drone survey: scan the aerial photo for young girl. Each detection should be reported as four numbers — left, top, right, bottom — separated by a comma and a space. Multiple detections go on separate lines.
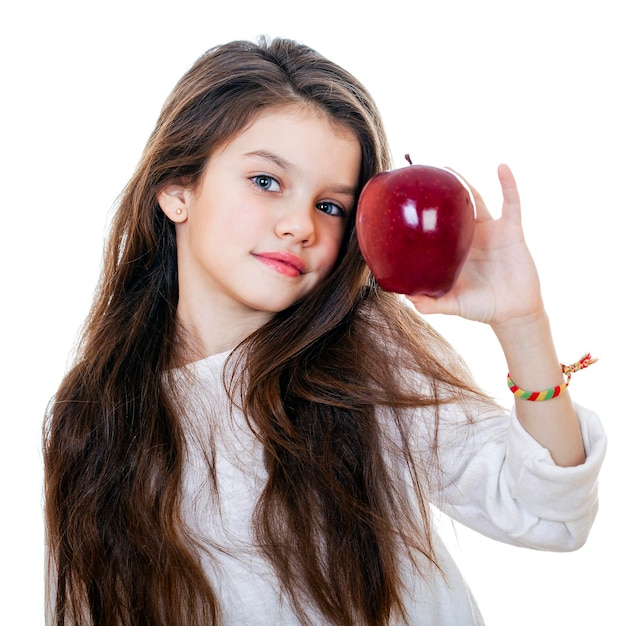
44, 37, 606, 625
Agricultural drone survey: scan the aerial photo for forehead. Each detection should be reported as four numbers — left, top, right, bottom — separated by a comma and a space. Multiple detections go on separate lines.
219, 104, 360, 155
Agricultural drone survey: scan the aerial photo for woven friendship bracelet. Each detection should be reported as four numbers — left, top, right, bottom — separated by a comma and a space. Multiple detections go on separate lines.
507, 353, 597, 401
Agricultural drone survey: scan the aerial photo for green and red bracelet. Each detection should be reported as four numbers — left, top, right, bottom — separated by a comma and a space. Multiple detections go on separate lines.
507, 353, 597, 401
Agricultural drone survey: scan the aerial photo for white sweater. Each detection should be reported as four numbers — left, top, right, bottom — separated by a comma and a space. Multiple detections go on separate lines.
177, 350, 607, 625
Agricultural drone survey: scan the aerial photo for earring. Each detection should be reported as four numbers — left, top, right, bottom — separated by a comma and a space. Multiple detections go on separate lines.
175, 208, 183, 215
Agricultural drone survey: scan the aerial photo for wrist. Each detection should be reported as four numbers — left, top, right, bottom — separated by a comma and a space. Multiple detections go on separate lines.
490, 308, 551, 351
491, 310, 565, 391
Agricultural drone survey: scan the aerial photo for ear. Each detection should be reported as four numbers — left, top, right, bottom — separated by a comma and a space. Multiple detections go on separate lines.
157, 184, 191, 223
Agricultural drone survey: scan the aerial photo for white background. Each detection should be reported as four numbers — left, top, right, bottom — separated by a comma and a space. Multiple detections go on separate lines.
1, 0, 624, 624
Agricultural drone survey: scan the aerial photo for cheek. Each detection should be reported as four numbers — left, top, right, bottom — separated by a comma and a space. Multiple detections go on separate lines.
191, 204, 259, 248
320, 228, 348, 271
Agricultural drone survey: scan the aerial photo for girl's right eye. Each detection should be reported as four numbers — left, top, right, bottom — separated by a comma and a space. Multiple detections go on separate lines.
251, 175, 281, 192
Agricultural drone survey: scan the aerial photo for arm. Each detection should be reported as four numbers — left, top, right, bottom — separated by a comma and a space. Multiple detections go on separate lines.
494, 311, 584, 467
428, 399, 606, 551
408, 164, 587, 467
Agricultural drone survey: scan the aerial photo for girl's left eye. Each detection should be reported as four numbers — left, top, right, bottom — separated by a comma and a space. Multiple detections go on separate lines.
316, 201, 344, 217
251, 175, 281, 192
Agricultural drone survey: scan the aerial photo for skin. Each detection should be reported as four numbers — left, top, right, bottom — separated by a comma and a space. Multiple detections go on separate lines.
158, 105, 361, 359
408, 165, 585, 467
160, 104, 583, 468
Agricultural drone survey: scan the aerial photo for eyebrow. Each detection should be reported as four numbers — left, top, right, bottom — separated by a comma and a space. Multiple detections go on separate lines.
243, 149, 357, 199
243, 150, 293, 170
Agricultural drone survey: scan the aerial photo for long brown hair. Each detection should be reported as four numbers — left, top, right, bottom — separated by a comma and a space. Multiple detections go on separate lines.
44, 36, 490, 625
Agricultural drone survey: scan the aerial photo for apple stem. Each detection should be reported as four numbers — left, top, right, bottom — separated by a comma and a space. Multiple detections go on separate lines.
404, 153, 413, 165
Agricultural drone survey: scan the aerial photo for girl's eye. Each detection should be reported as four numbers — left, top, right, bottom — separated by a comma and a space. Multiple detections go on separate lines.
316, 201, 344, 217
251, 175, 280, 192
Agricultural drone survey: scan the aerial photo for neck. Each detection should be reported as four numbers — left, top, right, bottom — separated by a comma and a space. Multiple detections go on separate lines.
175, 290, 271, 364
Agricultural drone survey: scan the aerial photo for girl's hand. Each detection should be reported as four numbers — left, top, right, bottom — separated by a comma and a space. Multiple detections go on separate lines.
408, 164, 587, 468
407, 164, 545, 331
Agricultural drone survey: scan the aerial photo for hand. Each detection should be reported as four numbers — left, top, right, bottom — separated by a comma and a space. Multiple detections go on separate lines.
407, 164, 545, 330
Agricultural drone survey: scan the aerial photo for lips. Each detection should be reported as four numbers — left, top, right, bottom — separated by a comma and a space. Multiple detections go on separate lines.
254, 251, 306, 277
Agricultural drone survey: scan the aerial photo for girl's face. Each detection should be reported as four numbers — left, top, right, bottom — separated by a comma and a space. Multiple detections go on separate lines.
159, 105, 362, 334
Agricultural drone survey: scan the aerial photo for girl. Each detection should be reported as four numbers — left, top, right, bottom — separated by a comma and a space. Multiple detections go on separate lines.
44, 37, 606, 625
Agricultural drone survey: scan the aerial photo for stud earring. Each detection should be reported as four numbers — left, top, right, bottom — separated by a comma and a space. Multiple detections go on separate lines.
175, 208, 183, 215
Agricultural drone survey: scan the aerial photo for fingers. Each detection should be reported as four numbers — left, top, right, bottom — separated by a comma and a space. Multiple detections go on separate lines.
452, 164, 522, 225
466, 181, 492, 223
406, 293, 459, 317
445, 167, 492, 222
498, 163, 522, 224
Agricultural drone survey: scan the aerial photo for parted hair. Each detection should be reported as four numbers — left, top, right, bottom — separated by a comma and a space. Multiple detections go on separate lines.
44, 36, 489, 626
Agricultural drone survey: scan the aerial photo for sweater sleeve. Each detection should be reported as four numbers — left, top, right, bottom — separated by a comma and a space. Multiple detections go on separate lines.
430, 401, 607, 551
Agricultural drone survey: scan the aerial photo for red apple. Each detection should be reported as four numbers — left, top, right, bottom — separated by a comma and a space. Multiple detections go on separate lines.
356, 158, 476, 297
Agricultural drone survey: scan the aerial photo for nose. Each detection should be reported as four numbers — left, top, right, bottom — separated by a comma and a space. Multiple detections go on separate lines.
275, 203, 316, 245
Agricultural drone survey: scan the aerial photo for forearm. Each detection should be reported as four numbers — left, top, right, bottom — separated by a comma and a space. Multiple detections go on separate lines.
492, 310, 586, 467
